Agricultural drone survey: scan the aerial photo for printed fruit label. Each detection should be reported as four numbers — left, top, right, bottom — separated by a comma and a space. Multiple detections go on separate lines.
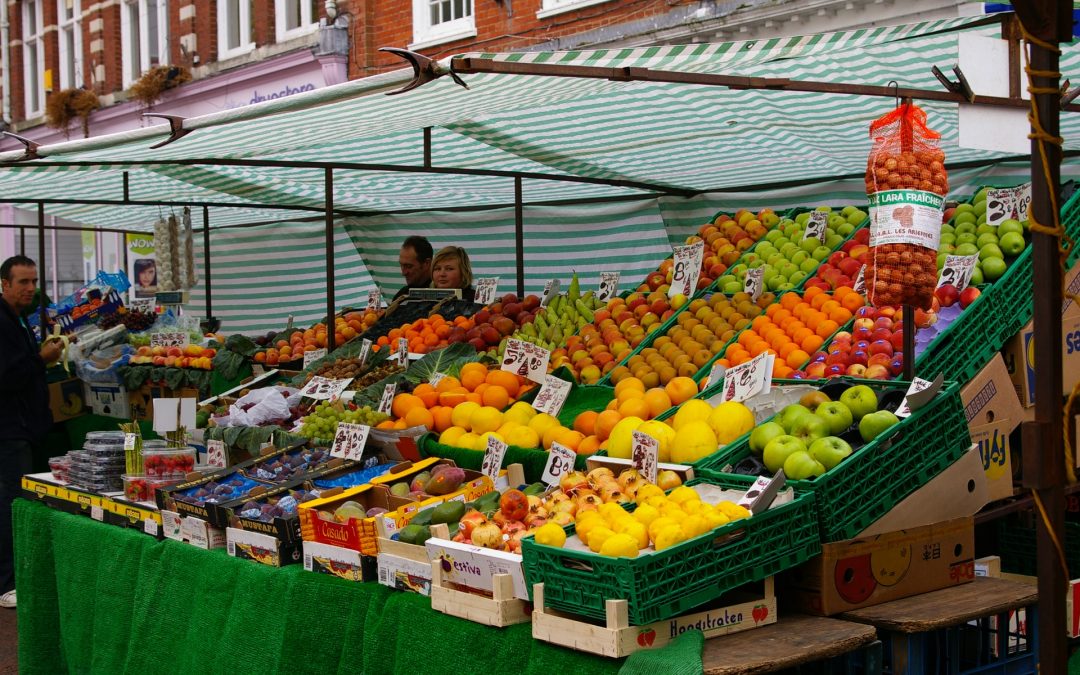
868, 190, 944, 249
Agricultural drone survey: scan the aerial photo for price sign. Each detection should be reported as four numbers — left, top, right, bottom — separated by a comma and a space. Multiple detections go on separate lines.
630, 430, 659, 484
669, 241, 704, 298
124, 433, 137, 451
303, 348, 327, 369
358, 338, 372, 367
300, 376, 354, 401
542, 442, 578, 486
286, 315, 294, 331
531, 375, 573, 417
986, 183, 1032, 226
480, 435, 509, 482
206, 439, 227, 468
501, 338, 550, 383
802, 211, 828, 243
429, 372, 447, 387
853, 265, 866, 294
541, 279, 561, 307
366, 289, 382, 313
474, 278, 499, 306
936, 254, 979, 291
144, 518, 159, 536
331, 422, 371, 461
377, 383, 396, 415
396, 337, 409, 366
91, 505, 104, 521
744, 267, 765, 301
128, 298, 155, 314
704, 361, 726, 389
896, 377, 934, 418
597, 272, 620, 302
150, 332, 187, 348
1013, 183, 1032, 222
719, 352, 774, 403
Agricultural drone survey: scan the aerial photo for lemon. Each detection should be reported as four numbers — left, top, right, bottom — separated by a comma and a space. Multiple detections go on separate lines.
637, 420, 677, 463
587, 526, 616, 553
599, 502, 627, 521
504, 425, 540, 449
535, 522, 567, 548
457, 432, 481, 450
599, 533, 640, 558
528, 413, 561, 437
660, 504, 687, 522
681, 500, 704, 515
673, 399, 714, 430
616, 520, 649, 549
504, 401, 537, 425
496, 421, 520, 437
575, 515, 604, 541
647, 516, 679, 541
708, 401, 756, 444
470, 406, 504, 434
635, 484, 664, 504
653, 525, 687, 551
451, 401, 481, 430
668, 486, 700, 505
670, 421, 719, 464
645, 495, 667, 509
607, 416, 645, 459
438, 426, 467, 446
681, 514, 709, 538
633, 503, 661, 528
703, 510, 731, 530
717, 502, 752, 521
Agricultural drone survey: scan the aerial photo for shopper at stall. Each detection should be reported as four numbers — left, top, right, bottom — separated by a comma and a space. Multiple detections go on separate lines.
431, 246, 476, 302
393, 236, 434, 301
0, 255, 61, 609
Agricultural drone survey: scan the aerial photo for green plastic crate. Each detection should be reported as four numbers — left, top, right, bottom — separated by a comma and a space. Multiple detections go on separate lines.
520, 474, 820, 625
696, 379, 971, 542
998, 512, 1080, 577
417, 432, 588, 483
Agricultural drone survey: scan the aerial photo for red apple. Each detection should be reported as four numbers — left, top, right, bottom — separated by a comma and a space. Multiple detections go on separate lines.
846, 363, 867, 376
868, 353, 892, 367
959, 286, 981, 309
805, 362, 827, 378
864, 364, 891, 379
869, 340, 893, 357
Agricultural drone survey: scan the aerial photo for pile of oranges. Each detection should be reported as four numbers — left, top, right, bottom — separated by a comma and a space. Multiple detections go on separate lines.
254, 311, 378, 365
717, 286, 866, 378
375, 363, 532, 431
375, 314, 477, 355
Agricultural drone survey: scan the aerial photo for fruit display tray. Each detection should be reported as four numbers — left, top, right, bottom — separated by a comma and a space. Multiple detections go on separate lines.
520, 474, 820, 626
697, 378, 970, 542
595, 292, 699, 386
514, 369, 615, 427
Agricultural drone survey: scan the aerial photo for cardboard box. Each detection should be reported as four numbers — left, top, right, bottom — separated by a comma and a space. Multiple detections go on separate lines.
377, 551, 432, 595
425, 538, 528, 600
303, 541, 377, 581
160, 511, 226, 549
226, 527, 302, 566
84, 382, 129, 418
48, 377, 87, 421
959, 355, 1024, 501
783, 516, 976, 616
128, 383, 200, 421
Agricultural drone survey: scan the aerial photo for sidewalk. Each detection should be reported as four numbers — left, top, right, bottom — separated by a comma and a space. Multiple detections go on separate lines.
0, 608, 16, 673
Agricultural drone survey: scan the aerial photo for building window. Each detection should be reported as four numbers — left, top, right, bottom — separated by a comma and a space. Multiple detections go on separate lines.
120, 0, 169, 88
22, 0, 45, 118
274, 0, 318, 42
536, 0, 614, 20
410, 0, 474, 50
218, 0, 254, 59
58, 0, 83, 90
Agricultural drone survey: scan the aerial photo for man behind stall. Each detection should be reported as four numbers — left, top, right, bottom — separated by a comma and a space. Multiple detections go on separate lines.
394, 236, 433, 301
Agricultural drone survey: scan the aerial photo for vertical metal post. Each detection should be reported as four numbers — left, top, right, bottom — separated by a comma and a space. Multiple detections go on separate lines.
202, 206, 212, 320
122, 171, 129, 202
901, 305, 915, 381
515, 177, 525, 298
325, 168, 336, 352
19, 226, 25, 255
36, 204, 46, 332
423, 127, 432, 169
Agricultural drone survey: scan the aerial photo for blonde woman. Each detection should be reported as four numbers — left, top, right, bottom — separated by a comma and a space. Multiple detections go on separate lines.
431, 246, 475, 302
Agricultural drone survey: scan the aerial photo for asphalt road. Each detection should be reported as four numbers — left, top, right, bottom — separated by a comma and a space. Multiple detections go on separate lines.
0, 607, 16, 673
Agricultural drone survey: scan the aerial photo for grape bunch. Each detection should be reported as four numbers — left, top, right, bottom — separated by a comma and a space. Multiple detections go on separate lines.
299, 403, 389, 441
99, 309, 156, 331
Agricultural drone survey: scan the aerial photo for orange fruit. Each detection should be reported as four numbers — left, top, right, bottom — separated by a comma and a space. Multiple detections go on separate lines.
574, 410, 599, 436
393, 419, 408, 429
815, 319, 839, 339
577, 435, 602, 456
786, 349, 810, 369
460, 368, 487, 392
412, 383, 439, 408
613, 377, 645, 397
554, 428, 585, 452
391, 393, 424, 419
594, 410, 622, 442
376, 419, 396, 430
431, 406, 454, 432
435, 376, 462, 393
542, 424, 568, 450
481, 385, 510, 410
841, 292, 865, 313
485, 370, 521, 398
665, 377, 698, 405
404, 406, 435, 429
643, 388, 673, 418
801, 334, 824, 354
439, 389, 469, 407
618, 397, 651, 419
460, 362, 488, 379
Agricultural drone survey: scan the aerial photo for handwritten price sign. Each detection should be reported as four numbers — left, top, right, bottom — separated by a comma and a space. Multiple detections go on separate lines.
986, 183, 1032, 226
377, 383, 396, 415
501, 338, 550, 383
597, 272, 620, 302
151, 332, 187, 348
719, 352, 774, 403
429, 372, 447, 387
896, 377, 934, 418
853, 265, 866, 294
541, 279, 561, 307
358, 338, 372, 368
331, 422, 371, 461
303, 348, 327, 369
744, 267, 765, 301
669, 242, 704, 298
542, 442, 577, 486
937, 254, 979, 291
481, 435, 508, 482
128, 298, 156, 314
802, 211, 828, 243
366, 290, 382, 313
300, 376, 354, 401
631, 430, 659, 484
206, 439, 227, 468
531, 375, 572, 417
396, 337, 409, 366
474, 278, 499, 306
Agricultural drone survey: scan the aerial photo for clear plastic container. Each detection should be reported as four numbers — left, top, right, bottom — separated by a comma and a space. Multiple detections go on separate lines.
49, 456, 70, 482
124, 474, 184, 502
142, 447, 196, 478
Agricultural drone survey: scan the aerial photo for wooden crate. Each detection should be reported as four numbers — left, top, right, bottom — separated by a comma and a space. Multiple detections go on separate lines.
531, 577, 776, 658
430, 559, 531, 627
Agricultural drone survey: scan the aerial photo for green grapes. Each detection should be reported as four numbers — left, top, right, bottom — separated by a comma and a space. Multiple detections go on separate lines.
299, 403, 388, 442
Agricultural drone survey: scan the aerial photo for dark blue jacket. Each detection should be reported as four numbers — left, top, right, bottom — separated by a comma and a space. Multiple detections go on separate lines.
0, 298, 52, 443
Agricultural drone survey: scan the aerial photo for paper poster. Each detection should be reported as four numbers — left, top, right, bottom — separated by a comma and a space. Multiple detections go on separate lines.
126, 233, 157, 302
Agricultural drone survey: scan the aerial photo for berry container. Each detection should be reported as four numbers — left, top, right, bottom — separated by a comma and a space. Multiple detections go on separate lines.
142, 447, 196, 478
48, 456, 71, 482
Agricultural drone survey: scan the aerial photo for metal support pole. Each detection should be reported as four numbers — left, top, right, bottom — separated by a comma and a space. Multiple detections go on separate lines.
202, 206, 212, 321
514, 177, 525, 298
325, 168, 336, 352
36, 203, 46, 332
19, 226, 24, 255
902, 305, 915, 381
423, 127, 432, 168
122, 171, 129, 202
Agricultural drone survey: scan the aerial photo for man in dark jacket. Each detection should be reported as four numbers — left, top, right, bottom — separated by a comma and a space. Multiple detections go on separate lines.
0, 256, 60, 609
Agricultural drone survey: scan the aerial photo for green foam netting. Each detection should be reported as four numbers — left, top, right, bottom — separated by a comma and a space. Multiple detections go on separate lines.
619, 630, 704, 675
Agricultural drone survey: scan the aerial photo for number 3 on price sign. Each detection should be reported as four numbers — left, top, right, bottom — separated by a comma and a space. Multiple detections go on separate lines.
542, 442, 577, 486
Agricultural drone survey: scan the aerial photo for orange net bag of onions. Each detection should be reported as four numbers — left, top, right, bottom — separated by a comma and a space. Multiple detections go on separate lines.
863, 103, 948, 310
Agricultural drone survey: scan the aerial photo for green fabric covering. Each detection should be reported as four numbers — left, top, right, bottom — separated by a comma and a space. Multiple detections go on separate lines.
619, 631, 704, 675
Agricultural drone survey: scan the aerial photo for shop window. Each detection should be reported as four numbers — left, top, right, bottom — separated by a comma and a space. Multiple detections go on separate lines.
121, 0, 169, 88
22, 0, 45, 118
58, 0, 84, 90
218, 0, 255, 59
410, 0, 475, 50
275, 0, 318, 42
536, 0, 614, 20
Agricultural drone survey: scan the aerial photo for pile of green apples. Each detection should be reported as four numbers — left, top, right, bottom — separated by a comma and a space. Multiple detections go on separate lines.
938, 188, 1028, 284
748, 384, 900, 480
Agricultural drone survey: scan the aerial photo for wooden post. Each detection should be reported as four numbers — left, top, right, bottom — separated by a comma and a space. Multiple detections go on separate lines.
325, 168, 336, 352
515, 177, 525, 298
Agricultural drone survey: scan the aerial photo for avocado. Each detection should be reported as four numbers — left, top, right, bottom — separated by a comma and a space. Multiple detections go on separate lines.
430, 501, 466, 525
523, 482, 547, 496
411, 508, 434, 527
398, 524, 431, 545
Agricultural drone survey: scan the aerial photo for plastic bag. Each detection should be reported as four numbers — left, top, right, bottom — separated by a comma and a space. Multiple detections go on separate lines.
226, 387, 297, 427
863, 103, 948, 309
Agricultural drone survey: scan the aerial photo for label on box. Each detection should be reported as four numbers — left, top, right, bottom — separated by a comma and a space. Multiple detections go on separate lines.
481, 436, 508, 482
206, 439, 227, 468
802, 211, 828, 243
937, 254, 978, 291
366, 289, 382, 313
896, 377, 935, 418
129, 298, 155, 314
670, 241, 704, 298
300, 376, 353, 401
331, 422, 370, 461
91, 505, 104, 521
631, 430, 659, 484
542, 442, 577, 486
162, 511, 183, 540
531, 375, 572, 417
425, 539, 529, 599
358, 339, 372, 368
597, 272, 620, 302
541, 279, 561, 307
501, 339, 549, 384
303, 348, 327, 369
377, 383, 396, 415
474, 278, 498, 306
377, 553, 432, 595
396, 338, 409, 366
853, 265, 866, 294
144, 518, 159, 536
868, 190, 944, 249
304, 541, 366, 581
151, 332, 187, 348
719, 352, 773, 403
744, 267, 765, 301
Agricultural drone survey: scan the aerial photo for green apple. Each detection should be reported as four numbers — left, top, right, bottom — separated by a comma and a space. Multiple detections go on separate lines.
955, 222, 977, 236
999, 231, 1025, 256
812, 246, 832, 262
790, 414, 830, 446
763, 435, 807, 473
998, 219, 1024, 236
777, 282, 796, 291
777, 404, 814, 432
976, 232, 999, 249
800, 237, 820, 253
825, 234, 844, 249
954, 211, 977, 227
809, 436, 853, 470
790, 250, 809, 266
788, 270, 807, 286
795, 213, 810, 225
981, 257, 1007, 280
978, 243, 1003, 261
722, 281, 743, 294
956, 233, 978, 246
974, 200, 987, 217
780, 243, 800, 258
970, 266, 984, 285
837, 222, 856, 236
784, 450, 825, 480
766, 275, 785, 291
936, 253, 949, 270
766, 253, 785, 267
765, 229, 784, 243
954, 243, 979, 257
859, 410, 901, 443
800, 258, 819, 274
940, 233, 956, 246
941, 223, 955, 235
839, 385, 878, 420
749, 421, 786, 455
815, 401, 854, 435
975, 223, 997, 237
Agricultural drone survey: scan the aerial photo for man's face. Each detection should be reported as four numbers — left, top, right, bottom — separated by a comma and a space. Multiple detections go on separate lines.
1, 264, 37, 312
399, 246, 431, 287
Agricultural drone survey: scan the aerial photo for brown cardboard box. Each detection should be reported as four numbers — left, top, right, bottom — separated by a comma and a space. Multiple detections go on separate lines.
783, 517, 976, 616
128, 383, 199, 421
960, 355, 1025, 500
48, 377, 87, 422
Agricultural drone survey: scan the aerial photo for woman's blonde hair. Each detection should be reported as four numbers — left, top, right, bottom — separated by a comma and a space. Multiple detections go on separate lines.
431, 246, 473, 289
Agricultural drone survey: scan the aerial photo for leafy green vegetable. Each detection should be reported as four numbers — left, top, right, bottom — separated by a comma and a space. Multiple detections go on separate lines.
405, 343, 478, 384
224, 334, 259, 357
213, 350, 247, 381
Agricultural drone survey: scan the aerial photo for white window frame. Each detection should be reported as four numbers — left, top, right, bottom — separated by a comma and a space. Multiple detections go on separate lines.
120, 0, 169, 89
57, 0, 84, 90
409, 0, 475, 51
218, 0, 255, 60
274, 0, 318, 42
22, 0, 46, 119
536, 0, 614, 20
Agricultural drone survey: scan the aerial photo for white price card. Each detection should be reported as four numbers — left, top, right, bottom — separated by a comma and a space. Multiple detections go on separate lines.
597, 272, 620, 302
896, 377, 934, 418
300, 376, 353, 401
719, 352, 774, 403
481, 435, 509, 482
853, 264, 867, 294
704, 361, 726, 389
541, 279, 561, 307
128, 298, 155, 314
669, 241, 704, 298
631, 430, 659, 485
150, 332, 187, 348
358, 338, 372, 368
396, 337, 409, 366
474, 278, 499, 306
91, 505, 104, 521
531, 375, 573, 417
331, 422, 371, 461
206, 439, 227, 468
1013, 183, 1032, 222
985, 188, 1015, 226
378, 383, 396, 416
802, 211, 829, 243
124, 433, 137, 451
743, 267, 765, 301
366, 289, 382, 313
542, 442, 578, 486
501, 338, 550, 384
286, 315, 295, 331
303, 348, 327, 369
936, 254, 979, 291
429, 372, 447, 387
144, 518, 159, 536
